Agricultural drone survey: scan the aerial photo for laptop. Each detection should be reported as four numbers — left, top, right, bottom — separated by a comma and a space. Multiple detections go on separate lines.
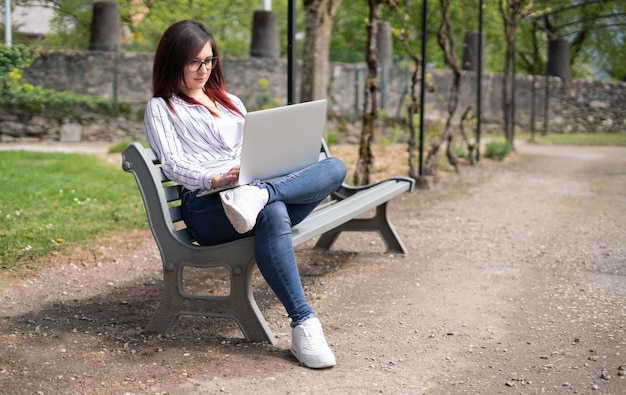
198, 99, 327, 196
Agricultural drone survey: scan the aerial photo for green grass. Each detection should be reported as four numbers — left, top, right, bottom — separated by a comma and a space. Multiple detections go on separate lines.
0, 150, 147, 274
108, 140, 148, 153
519, 132, 626, 146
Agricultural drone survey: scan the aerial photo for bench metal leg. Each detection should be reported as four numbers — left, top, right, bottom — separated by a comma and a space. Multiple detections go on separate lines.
145, 241, 277, 345
314, 202, 407, 254
145, 287, 182, 336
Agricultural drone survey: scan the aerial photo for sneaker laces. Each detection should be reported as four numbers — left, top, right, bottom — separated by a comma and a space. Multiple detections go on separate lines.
300, 324, 328, 351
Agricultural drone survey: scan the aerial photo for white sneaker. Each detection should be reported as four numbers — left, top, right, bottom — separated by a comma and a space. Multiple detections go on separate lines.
220, 185, 269, 234
291, 317, 336, 369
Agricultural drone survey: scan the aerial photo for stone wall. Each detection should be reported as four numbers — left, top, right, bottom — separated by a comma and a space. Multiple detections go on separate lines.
2, 50, 624, 143
0, 109, 145, 143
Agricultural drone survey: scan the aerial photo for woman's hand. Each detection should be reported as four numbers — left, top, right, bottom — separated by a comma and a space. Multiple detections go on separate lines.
212, 165, 240, 188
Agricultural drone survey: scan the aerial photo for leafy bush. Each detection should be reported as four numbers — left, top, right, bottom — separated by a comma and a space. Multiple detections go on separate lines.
326, 131, 338, 147
0, 44, 36, 74
254, 77, 281, 110
0, 44, 118, 116
453, 145, 472, 160
484, 140, 512, 161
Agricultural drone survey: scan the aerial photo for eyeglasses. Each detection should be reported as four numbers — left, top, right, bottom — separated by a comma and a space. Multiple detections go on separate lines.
186, 56, 220, 72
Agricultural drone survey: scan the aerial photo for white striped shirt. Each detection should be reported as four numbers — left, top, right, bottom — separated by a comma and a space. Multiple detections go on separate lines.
144, 94, 247, 191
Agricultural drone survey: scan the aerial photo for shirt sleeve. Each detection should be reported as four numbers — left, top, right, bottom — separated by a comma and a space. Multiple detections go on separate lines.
144, 98, 214, 190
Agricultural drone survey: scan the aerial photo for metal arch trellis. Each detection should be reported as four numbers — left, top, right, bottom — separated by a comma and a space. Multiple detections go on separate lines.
558, 21, 626, 37
554, 12, 626, 32
520, 0, 626, 137
288, 1, 622, 167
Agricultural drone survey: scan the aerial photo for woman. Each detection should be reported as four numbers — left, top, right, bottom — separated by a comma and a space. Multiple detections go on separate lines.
144, 20, 347, 369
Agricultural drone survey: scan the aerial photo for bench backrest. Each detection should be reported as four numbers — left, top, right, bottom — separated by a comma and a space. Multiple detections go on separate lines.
122, 143, 196, 247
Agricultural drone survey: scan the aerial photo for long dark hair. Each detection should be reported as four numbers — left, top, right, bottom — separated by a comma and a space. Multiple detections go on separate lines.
152, 20, 243, 117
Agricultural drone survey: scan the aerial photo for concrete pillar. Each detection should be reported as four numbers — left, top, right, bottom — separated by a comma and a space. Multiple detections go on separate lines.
377, 21, 393, 108
250, 10, 280, 58
547, 37, 571, 80
377, 21, 393, 69
462, 31, 484, 72
89, 1, 121, 51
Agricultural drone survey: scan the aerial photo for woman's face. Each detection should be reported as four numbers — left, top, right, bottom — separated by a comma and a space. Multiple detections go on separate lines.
180, 41, 214, 93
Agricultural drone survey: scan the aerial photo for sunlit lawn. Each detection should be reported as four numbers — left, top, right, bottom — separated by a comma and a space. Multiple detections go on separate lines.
0, 150, 147, 275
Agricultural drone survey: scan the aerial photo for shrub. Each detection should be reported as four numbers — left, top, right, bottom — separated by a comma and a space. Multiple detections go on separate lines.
0, 44, 119, 116
326, 131, 338, 147
484, 140, 512, 161
0, 44, 36, 75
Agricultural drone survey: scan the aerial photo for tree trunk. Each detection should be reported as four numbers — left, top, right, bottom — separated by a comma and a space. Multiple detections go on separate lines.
354, 0, 384, 186
300, 0, 342, 102
390, 5, 426, 180
424, 0, 463, 176
499, 0, 525, 149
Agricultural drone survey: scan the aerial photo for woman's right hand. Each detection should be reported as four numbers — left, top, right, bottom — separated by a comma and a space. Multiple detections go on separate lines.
212, 165, 240, 188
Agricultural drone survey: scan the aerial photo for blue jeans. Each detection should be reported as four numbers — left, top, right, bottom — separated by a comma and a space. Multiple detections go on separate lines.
181, 157, 347, 326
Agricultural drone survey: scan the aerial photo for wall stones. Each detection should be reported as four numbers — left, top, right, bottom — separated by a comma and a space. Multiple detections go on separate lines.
1, 50, 624, 143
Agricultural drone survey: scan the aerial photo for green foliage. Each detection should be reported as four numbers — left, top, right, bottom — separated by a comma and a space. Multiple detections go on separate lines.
326, 131, 338, 147
42, 0, 94, 49
6, 1, 623, 80
0, 44, 118, 115
331, 0, 505, 71
484, 140, 512, 161
0, 43, 37, 74
425, 118, 445, 146
330, 0, 624, 80
378, 122, 404, 149
254, 77, 280, 110
330, 2, 369, 63
131, 0, 291, 55
517, 0, 626, 80
22, 0, 151, 50
453, 145, 471, 161
26, 0, 298, 55
0, 151, 147, 272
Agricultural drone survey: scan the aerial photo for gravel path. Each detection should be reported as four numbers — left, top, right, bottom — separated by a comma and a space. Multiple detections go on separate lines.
0, 141, 624, 394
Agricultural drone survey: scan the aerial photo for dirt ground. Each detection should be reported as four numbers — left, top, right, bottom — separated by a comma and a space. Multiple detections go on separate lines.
0, 141, 625, 394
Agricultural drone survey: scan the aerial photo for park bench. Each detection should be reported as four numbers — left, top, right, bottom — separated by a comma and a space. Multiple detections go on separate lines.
121, 141, 414, 345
